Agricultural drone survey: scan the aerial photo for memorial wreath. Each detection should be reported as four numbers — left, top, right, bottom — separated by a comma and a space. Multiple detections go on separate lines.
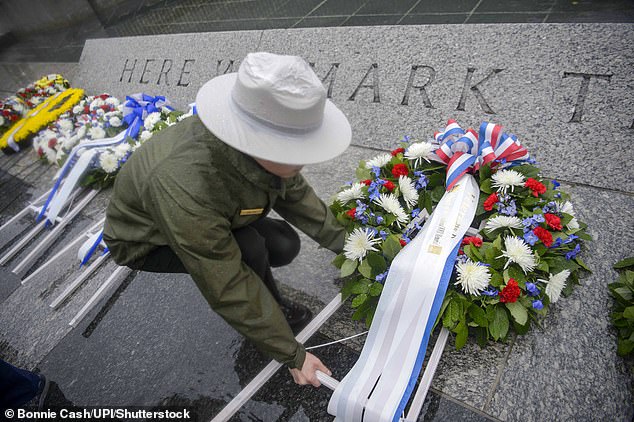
330, 120, 591, 349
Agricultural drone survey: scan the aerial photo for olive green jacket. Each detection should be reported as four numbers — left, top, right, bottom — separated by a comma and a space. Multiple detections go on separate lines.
103, 115, 345, 369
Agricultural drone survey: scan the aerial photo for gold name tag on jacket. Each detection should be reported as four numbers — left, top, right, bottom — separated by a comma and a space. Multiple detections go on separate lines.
240, 208, 264, 216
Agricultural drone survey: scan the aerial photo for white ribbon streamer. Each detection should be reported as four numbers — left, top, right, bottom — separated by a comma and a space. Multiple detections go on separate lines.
329, 175, 479, 422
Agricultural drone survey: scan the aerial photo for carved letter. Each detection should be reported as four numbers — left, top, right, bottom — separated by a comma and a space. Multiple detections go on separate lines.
348, 63, 380, 103
177, 59, 196, 87
139, 59, 155, 84
216, 59, 235, 75
157, 59, 173, 86
401, 65, 435, 108
119, 59, 137, 83
562, 72, 612, 123
310, 62, 340, 99
456, 68, 504, 114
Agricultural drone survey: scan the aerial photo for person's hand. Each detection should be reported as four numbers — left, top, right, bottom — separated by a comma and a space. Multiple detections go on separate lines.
289, 352, 331, 387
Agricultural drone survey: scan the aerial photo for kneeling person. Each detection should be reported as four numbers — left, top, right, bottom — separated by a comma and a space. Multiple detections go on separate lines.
103, 52, 351, 386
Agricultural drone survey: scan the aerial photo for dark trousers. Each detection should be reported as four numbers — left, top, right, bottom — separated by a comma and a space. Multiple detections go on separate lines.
140, 218, 300, 303
0, 358, 39, 409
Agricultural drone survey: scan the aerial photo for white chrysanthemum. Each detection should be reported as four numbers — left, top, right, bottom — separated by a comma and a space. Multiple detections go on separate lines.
485, 215, 523, 233
113, 143, 131, 159
455, 260, 491, 295
343, 228, 381, 262
398, 176, 418, 208
43, 146, 56, 163
337, 182, 365, 204
492, 169, 525, 194
139, 130, 153, 143
63, 135, 79, 150
89, 126, 106, 140
99, 152, 119, 174
540, 269, 570, 303
144, 112, 162, 131
499, 236, 536, 273
90, 98, 105, 110
77, 126, 87, 139
0, 115, 4, 126
109, 116, 122, 127
404, 142, 434, 166
58, 119, 73, 133
105, 97, 120, 106
556, 201, 580, 229
374, 193, 409, 226
364, 153, 392, 169
55, 148, 66, 165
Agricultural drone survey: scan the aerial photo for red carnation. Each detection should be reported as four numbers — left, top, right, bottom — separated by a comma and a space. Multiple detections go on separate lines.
544, 213, 562, 231
391, 163, 409, 178
362, 179, 372, 186
383, 180, 395, 192
99, 94, 110, 100
37, 147, 43, 158
525, 178, 546, 197
47, 138, 57, 148
461, 236, 483, 247
83, 105, 90, 114
391, 147, 405, 156
483, 192, 499, 211
533, 226, 553, 247
499, 279, 521, 303
399, 239, 408, 247
346, 208, 356, 219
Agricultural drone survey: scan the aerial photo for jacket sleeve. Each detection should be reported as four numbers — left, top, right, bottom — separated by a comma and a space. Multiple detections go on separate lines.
144, 168, 306, 369
274, 174, 346, 254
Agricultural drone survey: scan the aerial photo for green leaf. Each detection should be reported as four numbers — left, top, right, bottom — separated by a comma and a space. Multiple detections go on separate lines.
431, 185, 446, 202
623, 306, 634, 321
382, 235, 402, 261
356, 165, 372, 180
575, 257, 591, 272
366, 252, 387, 274
454, 321, 468, 350
340, 259, 358, 278
369, 282, 383, 297
480, 178, 492, 194
492, 235, 503, 251
617, 339, 634, 356
358, 259, 373, 279
350, 279, 370, 295
505, 301, 528, 325
468, 304, 488, 327
332, 254, 346, 269
489, 306, 509, 340
475, 326, 488, 347
614, 257, 634, 270
351, 293, 368, 308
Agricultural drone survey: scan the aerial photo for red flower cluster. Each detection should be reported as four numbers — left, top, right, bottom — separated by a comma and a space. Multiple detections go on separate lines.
391, 147, 405, 156
399, 239, 408, 247
47, 138, 57, 149
483, 192, 499, 211
383, 180, 395, 192
499, 279, 521, 303
362, 179, 372, 186
525, 178, 546, 197
461, 236, 483, 247
533, 226, 553, 247
544, 213, 562, 231
391, 163, 409, 178
346, 208, 356, 219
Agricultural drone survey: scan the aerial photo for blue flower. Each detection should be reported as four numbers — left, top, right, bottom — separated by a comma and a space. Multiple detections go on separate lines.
533, 214, 545, 223
376, 271, 389, 283
527, 157, 537, 165
379, 230, 388, 240
499, 200, 517, 216
552, 180, 560, 189
402, 135, 412, 143
368, 182, 381, 200
532, 299, 544, 310
376, 215, 384, 225
564, 234, 579, 244
565, 244, 581, 260
550, 237, 562, 248
411, 208, 421, 218
415, 173, 428, 189
371, 166, 381, 178
482, 287, 499, 297
525, 282, 540, 296
523, 231, 539, 246
554, 193, 562, 198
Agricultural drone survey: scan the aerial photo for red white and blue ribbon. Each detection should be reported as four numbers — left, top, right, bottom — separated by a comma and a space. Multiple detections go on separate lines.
434, 120, 531, 191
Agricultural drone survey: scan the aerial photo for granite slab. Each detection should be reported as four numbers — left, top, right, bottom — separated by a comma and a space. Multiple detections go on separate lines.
75, 30, 262, 109
484, 183, 634, 421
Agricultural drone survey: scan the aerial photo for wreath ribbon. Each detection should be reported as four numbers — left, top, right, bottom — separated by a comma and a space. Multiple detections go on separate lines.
434, 120, 531, 191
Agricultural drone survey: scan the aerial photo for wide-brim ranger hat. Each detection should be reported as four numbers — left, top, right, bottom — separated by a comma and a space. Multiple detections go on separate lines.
196, 52, 352, 165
